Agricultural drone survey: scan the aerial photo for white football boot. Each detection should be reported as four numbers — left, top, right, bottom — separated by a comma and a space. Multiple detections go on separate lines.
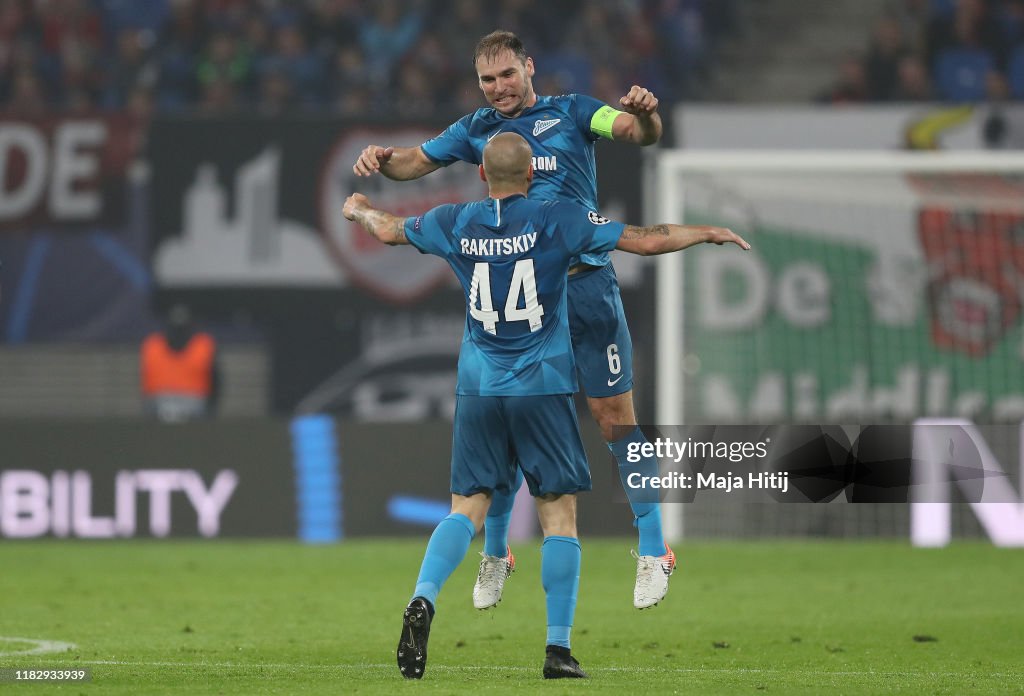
632, 546, 676, 609
472, 546, 516, 610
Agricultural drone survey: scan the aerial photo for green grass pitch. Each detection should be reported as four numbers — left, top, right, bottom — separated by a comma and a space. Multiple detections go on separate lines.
0, 540, 1021, 694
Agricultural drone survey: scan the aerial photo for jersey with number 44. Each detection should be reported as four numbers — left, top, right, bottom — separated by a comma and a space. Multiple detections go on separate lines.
405, 194, 624, 396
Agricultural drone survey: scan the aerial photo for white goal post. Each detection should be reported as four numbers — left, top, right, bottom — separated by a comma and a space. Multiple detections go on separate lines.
650, 150, 1024, 542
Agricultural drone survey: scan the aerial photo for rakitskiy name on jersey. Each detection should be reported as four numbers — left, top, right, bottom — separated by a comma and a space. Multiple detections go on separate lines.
461, 232, 538, 257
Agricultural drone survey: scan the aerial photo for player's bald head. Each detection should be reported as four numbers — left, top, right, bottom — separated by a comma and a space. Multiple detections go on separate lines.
482, 132, 532, 188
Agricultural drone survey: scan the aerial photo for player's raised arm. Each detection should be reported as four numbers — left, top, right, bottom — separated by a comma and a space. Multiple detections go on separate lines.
612, 85, 663, 146
616, 223, 750, 256
342, 193, 409, 245
351, 144, 441, 180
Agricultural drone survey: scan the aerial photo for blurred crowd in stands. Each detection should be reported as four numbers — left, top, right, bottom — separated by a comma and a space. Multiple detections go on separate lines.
0, 0, 738, 118
822, 0, 1024, 103
7, 0, 1018, 116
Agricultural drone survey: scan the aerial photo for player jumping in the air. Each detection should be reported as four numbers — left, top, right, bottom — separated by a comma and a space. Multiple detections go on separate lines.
345, 133, 749, 679
353, 30, 677, 609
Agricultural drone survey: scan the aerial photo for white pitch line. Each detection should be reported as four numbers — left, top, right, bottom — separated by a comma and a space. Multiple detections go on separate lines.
74, 660, 1014, 679
0, 636, 76, 657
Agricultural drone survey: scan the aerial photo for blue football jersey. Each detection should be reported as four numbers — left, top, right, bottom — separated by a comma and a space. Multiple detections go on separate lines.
420, 94, 613, 267
404, 194, 624, 396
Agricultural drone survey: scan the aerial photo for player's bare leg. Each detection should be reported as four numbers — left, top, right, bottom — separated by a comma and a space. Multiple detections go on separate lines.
586, 389, 638, 443
588, 390, 676, 608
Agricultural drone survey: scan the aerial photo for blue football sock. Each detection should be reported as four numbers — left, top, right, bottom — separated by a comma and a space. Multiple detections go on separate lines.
484, 468, 523, 557
541, 535, 581, 650
412, 513, 476, 607
609, 426, 667, 557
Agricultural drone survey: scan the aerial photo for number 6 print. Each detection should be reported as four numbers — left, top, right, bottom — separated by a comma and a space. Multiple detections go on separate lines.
607, 343, 621, 374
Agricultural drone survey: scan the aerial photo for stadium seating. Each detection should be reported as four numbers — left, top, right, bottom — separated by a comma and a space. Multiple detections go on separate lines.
1009, 44, 1024, 99
933, 47, 995, 102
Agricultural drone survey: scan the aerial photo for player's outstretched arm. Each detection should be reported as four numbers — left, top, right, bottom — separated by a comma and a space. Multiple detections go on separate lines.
616, 224, 750, 256
351, 145, 441, 180
612, 85, 663, 146
343, 193, 409, 245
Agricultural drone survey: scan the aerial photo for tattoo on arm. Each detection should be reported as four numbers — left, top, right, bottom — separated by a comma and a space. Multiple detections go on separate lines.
622, 224, 642, 240
622, 224, 670, 239
391, 216, 407, 244
354, 208, 406, 244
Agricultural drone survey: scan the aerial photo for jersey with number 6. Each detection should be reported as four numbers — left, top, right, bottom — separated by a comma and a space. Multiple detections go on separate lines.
404, 194, 624, 396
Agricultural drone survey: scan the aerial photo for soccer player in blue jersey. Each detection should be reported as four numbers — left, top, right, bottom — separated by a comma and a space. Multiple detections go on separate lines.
344, 133, 748, 679
353, 30, 679, 610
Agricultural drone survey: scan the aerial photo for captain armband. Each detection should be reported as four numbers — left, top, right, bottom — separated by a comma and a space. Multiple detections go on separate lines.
590, 105, 624, 140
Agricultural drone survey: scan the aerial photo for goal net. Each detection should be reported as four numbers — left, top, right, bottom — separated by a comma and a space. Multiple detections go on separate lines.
649, 151, 1024, 540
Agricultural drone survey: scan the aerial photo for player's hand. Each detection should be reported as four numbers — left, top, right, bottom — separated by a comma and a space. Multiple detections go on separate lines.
619, 85, 659, 116
352, 145, 394, 176
343, 193, 371, 220
707, 227, 751, 250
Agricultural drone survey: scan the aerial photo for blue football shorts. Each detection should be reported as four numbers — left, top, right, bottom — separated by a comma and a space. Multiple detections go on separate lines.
450, 394, 592, 498
567, 263, 634, 398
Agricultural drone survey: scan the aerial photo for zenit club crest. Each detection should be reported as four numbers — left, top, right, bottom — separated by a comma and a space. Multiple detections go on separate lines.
532, 118, 560, 136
